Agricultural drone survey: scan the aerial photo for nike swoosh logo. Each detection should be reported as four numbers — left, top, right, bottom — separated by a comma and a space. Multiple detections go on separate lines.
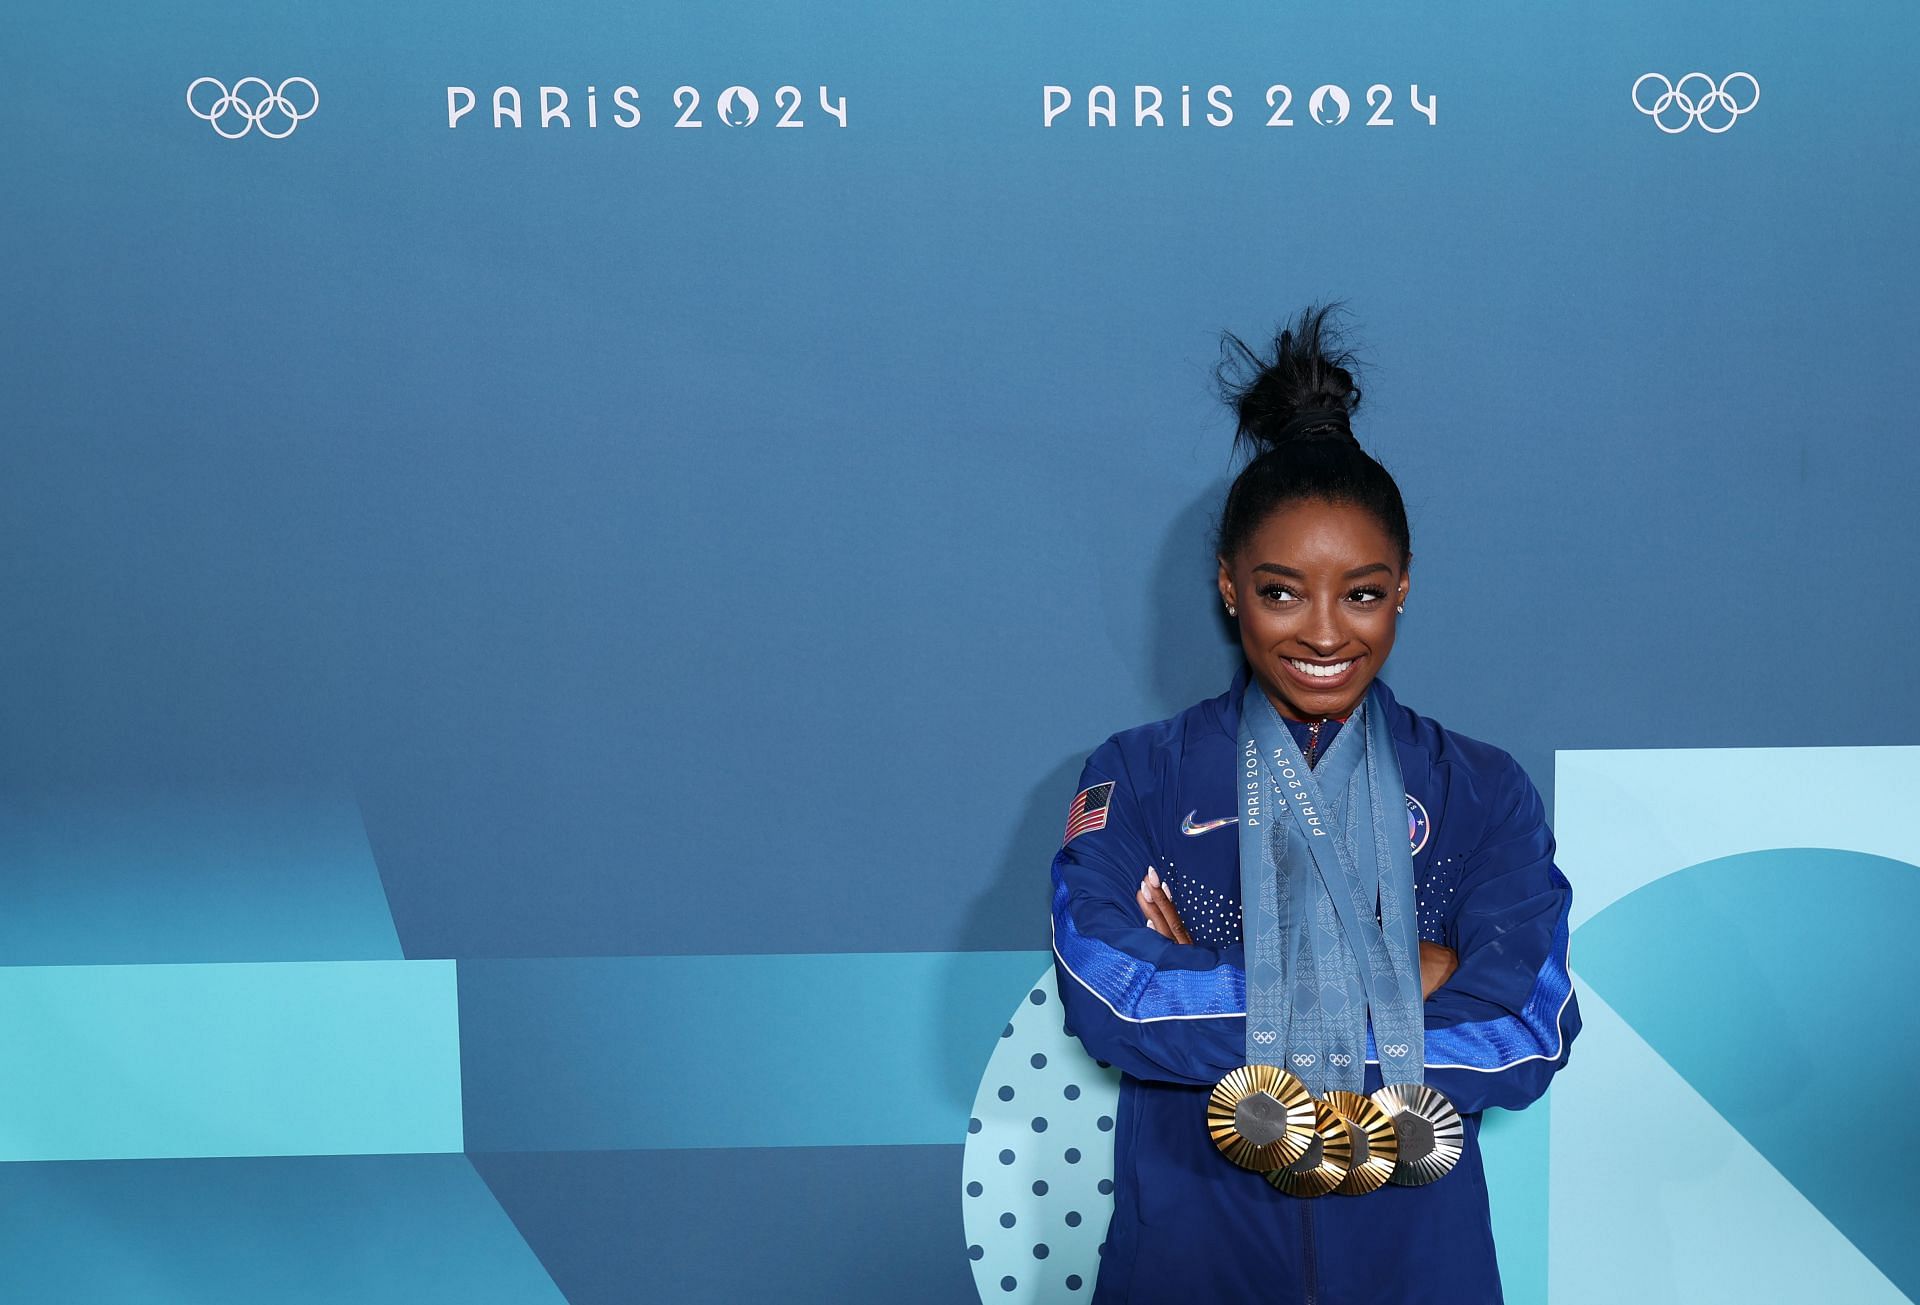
1180, 810, 1239, 836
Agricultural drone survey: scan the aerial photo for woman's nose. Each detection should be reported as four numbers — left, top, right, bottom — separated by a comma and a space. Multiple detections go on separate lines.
1300, 602, 1345, 653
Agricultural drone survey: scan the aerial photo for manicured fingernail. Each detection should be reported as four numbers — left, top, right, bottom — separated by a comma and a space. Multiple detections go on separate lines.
1146, 866, 1161, 887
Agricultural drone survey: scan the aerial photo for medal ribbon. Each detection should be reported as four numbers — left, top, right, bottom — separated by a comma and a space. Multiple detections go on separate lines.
1236, 680, 1425, 1095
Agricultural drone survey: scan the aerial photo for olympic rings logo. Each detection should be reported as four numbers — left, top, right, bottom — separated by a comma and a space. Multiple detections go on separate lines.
1329, 1053, 1352, 1067
186, 77, 319, 139
1631, 72, 1758, 134
1290, 1053, 1316, 1068
1252, 1030, 1278, 1045
1382, 1043, 1411, 1058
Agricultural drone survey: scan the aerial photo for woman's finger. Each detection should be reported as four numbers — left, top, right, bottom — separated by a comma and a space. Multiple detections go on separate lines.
1139, 887, 1169, 937
1150, 882, 1193, 945
1138, 881, 1171, 938
1137, 871, 1191, 945
1143, 868, 1192, 945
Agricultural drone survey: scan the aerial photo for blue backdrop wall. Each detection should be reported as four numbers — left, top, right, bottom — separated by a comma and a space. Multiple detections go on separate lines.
4, 0, 1917, 1300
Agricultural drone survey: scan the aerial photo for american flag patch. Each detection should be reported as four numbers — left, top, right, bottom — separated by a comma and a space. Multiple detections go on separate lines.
1063, 781, 1115, 844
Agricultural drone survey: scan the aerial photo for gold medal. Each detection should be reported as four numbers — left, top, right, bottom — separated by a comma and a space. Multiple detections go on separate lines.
1372, 1083, 1464, 1186
1322, 1089, 1399, 1196
1207, 1064, 1315, 1171
1264, 1097, 1355, 1198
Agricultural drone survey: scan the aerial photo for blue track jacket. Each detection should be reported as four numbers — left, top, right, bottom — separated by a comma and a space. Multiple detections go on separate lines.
1050, 670, 1579, 1304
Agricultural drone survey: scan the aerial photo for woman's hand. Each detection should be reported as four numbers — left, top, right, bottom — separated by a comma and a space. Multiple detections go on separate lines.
1419, 940, 1458, 999
1136, 867, 1192, 944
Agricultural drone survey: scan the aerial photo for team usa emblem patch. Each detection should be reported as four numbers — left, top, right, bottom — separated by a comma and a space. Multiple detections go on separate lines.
1406, 793, 1431, 856
1063, 782, 1115, 844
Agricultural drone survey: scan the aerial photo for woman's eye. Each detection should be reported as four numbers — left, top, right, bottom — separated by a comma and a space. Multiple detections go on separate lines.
1349, 587, 1387, 604
1259, 585, 1298, 603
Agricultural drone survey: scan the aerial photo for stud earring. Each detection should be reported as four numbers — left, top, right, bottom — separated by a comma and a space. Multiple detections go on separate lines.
1226, 603, 1237, 617
1395, 604, 1405, 614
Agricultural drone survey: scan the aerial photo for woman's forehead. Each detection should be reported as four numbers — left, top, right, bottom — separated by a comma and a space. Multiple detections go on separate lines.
1242, 499, 1400, 563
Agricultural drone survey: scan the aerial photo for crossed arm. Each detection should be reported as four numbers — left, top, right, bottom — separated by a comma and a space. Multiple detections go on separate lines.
1132, 865, 1460, 999
1052, 743, 1579, 1111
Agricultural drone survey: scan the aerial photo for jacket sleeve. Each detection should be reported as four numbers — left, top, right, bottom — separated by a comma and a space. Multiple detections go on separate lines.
1049, 739, 1247, 1087
1419, 756, 1581, 1114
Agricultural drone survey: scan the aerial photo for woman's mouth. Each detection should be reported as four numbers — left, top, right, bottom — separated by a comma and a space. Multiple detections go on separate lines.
1280, 655, 1361, 692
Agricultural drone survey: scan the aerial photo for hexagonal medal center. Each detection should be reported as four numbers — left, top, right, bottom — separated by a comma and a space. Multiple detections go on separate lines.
1394, 1111, 1436, 1157
1234, 1090, 1292, 1147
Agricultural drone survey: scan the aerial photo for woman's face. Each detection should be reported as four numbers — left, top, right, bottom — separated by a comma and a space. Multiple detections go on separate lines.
1217, 498, 1411, 721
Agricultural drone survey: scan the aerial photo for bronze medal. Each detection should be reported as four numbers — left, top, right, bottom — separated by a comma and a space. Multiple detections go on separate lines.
1206, 1064, 1315, 1171
1371, 1083, 1464, 1186
1265, 1097, 1355, 1198
1322, 1089, 1399, 1196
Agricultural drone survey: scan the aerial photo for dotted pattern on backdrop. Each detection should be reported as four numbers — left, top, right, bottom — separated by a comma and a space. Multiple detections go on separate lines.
961, 967, 1122, 1303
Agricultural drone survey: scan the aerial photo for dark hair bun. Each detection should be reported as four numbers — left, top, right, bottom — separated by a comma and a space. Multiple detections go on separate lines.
1211, 303, 1409, 564
1216, 303, 1362, 456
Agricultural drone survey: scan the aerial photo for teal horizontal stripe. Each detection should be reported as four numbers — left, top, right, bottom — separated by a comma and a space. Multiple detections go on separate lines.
460, 950, 1051, 1150
0, 961, 463, 1161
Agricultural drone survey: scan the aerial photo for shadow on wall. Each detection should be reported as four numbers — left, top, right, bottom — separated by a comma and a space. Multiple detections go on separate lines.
1145, 480, 1240, 721
929, 748, 1086, 1127
951, 479, 1237, 957
934, 481, 1240, 1120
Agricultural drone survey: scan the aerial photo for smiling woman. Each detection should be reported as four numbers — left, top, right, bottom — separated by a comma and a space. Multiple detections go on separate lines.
1046, 306, 1581, 1304
1220, 502, 1404, 720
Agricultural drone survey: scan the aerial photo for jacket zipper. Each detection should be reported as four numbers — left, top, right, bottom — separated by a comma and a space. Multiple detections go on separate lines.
1302, 1198, 1319, 1305
1298, 716, 1324, 1302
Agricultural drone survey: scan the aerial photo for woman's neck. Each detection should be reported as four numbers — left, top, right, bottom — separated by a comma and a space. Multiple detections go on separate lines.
1265, 693, 1351, 725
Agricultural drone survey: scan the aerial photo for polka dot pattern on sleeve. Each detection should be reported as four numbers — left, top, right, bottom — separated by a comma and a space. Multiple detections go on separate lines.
960, 967, 1120, 1302
1161, 863, 1242, 946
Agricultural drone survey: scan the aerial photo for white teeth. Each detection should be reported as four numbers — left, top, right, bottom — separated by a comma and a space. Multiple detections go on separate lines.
1288, 658, 1353, 679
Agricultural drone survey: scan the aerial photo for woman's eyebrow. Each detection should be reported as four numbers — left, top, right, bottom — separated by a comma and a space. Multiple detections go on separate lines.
1251, 562, 1393, 579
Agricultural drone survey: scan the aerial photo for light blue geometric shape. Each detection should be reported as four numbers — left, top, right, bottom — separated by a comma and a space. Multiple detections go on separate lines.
0, 1153, 564, 1304
1479, 1097, 1549, 1305
1554, 745, 1920, 929
962, 967, 1120, 1303
1552, 745, 1920, 1305
1548, 985, 1908, 1305
0, 960, 462, 1160
0, 792, 403, 965
459, 949, 1050, 1150
1576, 848, 1920, 1299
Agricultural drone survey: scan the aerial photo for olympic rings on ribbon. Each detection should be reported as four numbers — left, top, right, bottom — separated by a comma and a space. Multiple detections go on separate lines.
1631, 72, 1759, 134
186, 77, 319, 139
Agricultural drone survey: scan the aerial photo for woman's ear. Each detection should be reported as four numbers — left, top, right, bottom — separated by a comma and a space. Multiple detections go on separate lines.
1216, 556, 1236, 614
